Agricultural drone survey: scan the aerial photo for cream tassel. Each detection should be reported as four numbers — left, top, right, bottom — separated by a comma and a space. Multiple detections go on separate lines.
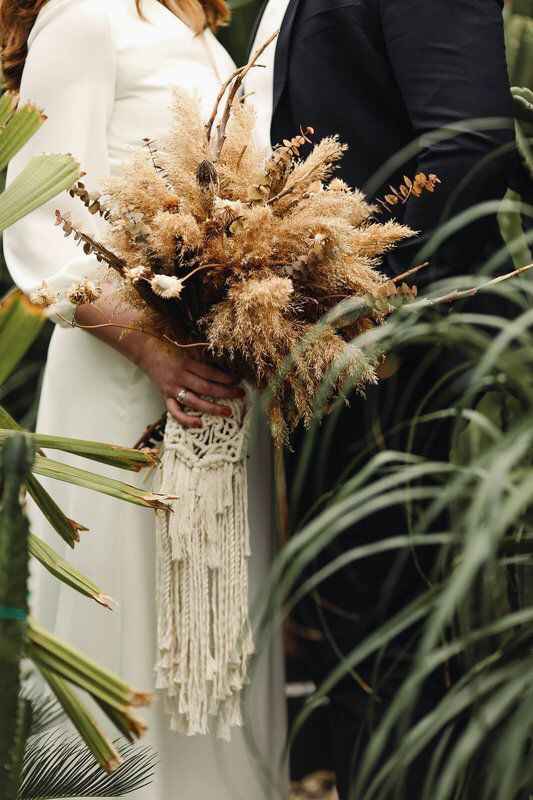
154, 397, 254, 740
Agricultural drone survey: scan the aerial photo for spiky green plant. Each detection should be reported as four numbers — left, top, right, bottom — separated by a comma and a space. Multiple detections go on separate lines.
250, 239, 533, 798
0, 91, 161, 793
0, 433, 33, 800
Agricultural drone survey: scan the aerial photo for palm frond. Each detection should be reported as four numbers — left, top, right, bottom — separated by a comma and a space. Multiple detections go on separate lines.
19, 730, 156, 799
19, 680, 65, 736
0, 154, 80, 232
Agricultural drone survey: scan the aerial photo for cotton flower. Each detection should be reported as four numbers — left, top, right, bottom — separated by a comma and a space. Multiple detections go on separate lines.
67, 279, 102, 305
30, 281, 57, 308
150, 274, 184, 299
126, 265, 150, 283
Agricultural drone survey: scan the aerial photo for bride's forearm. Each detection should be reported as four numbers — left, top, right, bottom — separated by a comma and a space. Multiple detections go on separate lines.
73, 287, 244, 428
73, 289, 153, 367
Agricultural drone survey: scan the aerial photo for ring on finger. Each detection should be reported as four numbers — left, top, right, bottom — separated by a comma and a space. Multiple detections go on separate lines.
176, 388, 188, 407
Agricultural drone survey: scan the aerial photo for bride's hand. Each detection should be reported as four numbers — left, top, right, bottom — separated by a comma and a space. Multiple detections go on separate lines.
139, 340, 244, 429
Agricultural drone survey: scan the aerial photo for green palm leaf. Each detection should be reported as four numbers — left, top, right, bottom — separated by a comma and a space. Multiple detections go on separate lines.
0, 102, 47, 171
0, 290, 45, 387
0, 429, 157, 472
29, 533, 112, 608
0, 153, 80, 232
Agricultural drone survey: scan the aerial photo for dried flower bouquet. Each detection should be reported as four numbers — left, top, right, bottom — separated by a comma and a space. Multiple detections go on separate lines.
34, 38, 424, 739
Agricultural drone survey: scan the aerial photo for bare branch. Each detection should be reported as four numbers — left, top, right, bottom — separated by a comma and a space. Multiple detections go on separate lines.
206, 30, 280, 162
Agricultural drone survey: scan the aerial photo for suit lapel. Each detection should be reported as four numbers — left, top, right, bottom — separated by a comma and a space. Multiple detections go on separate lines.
247, 0, 269, 59
272, 0, 302, 119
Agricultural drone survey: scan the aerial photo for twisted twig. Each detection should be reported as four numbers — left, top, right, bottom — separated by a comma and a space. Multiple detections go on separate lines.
206, 30, 279, 162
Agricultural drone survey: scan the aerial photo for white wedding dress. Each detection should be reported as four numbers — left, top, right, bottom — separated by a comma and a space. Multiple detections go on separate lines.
3, 0, 287, 797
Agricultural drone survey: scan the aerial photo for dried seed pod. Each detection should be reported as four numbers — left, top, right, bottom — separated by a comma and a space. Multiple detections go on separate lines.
30, 281, 57, 308
67, 279, 103, 305
196, 159, 219, 192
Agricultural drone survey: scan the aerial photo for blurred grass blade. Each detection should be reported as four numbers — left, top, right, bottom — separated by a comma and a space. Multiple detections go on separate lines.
0, 153, 80, 232
0, 403, 22, 431
29, 533, 112, 609
0, 290, 45, 386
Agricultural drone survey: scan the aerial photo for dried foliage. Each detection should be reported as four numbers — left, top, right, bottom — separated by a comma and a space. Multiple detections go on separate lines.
42, 49, 418, 445
378, 172, 441, 212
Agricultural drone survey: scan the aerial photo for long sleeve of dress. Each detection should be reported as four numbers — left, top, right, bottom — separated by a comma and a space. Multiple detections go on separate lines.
3, 0, 116, 324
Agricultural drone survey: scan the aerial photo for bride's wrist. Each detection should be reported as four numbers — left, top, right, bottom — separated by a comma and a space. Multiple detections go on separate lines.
132, 332, 154, 371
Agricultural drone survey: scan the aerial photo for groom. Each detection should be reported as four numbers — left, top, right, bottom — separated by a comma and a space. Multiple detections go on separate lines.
247, 0, 515, 796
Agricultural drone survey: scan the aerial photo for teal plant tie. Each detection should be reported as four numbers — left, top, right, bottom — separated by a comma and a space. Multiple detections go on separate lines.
0, 606, 27, 621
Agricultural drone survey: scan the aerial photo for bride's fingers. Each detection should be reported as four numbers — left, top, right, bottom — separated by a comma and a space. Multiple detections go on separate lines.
183, 371, 245, 400
185, 358, 239, 386
166, 397, 202, 429
179, 391, 232, 418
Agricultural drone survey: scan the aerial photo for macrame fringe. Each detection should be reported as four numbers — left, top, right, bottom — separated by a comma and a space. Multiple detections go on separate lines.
154, 399, 254, 740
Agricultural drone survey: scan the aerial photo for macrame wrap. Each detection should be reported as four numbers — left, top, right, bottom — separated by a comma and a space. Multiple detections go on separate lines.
154, 398, 254, 740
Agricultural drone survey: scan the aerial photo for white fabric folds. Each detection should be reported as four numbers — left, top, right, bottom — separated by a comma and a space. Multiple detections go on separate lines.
154, 400, 254, 740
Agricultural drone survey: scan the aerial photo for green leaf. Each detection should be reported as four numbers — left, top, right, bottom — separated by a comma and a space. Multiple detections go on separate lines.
26, 474, 86, 549
29, 533, 112, 609
0, 433, 34, 798
0, 429, 158, 472
31, 452, 172, 510
0, 103, 47, 171
0, 404, 21, 431
0, 92, 18, 128
27, 618, 151, 713
36, 666, 122, 774
0, 290, 45, 387
0, 153, 80, 232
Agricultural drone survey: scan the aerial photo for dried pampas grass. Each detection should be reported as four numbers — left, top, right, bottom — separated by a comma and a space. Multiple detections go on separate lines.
47, 41, 428, 445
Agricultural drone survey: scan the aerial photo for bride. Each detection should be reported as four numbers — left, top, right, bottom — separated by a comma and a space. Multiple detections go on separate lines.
1, 0, 286, 797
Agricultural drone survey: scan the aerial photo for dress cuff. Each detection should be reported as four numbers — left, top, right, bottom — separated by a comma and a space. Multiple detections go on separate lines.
29, 254, 104, 327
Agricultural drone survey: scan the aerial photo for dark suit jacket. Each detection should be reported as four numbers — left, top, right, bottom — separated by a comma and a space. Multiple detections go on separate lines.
252, 0, 515, 277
